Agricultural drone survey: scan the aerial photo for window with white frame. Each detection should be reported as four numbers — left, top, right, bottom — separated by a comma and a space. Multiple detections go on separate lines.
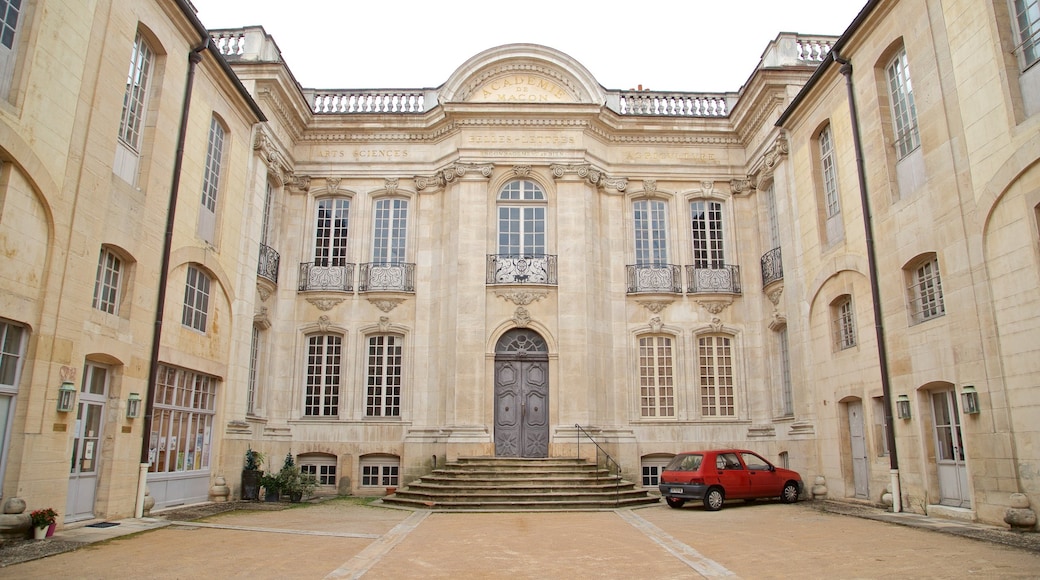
1013, 0, 1040, 70
641, 456, 672, 487
181, 265, 210, 332
819, 125, 841, 218
148, 365, 216, 473
198, 117, 226, 244
908, 256, 945, 323
92, 247, 123, 315
260, 180, 274, 248
246, 325, 264, 415
299, 453, 337, 487
0, 0, 25, 99
873, 396, 891, 457
698, 335, 735, 417
113, 31, 154, 184
360, 456, 399, 488
887, 48, 920, 159
498, 179, 546, 256
304, 334, 341, 417
638, 335, 675, 418
366, 334, 402, 417
777, 327, 793, 416
372, 198, 408, 264
834, 295, 857, 350
633, 199, 668, 266
690, 200, 725, 268
314, 197, 350, 266
0, 320, 26, 484
765, 183, 781, 251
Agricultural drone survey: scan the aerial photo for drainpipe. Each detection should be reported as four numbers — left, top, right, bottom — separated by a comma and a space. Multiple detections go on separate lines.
831, 49, 902, 513
135, 38, 210, 519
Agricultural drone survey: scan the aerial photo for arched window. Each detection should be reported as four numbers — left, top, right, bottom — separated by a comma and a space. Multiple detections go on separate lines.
497, 179, 546, 257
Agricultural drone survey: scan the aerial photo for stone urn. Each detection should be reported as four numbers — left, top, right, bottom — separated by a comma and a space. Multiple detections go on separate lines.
0, 498, 30, 540
811, 476, 828, 499
210, 475, 230, 503
1004, 493, 1037, 532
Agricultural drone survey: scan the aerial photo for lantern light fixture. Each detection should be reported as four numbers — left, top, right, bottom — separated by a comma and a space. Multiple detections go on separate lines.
896, 394, 912, 420
961, 385, 980, 415
126, 392, 142, 419
56, 381, 76, 413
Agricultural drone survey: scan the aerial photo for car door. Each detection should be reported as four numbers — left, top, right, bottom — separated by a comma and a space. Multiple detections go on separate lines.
740, 451, 782, 498
715, 452, 750, 499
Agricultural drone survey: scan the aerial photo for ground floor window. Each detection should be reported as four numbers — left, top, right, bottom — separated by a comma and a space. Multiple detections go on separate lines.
299, 453, 338, 488
148, 365, 216, 473
360, 455, 399, 488
641, 456, 672, 487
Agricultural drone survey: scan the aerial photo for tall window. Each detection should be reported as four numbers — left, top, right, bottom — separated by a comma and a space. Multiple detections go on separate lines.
92, 247, 123, 315
819, 125, 841, 218
181, 265, 211, 332
0, 320, 26, 484
0, 0, 24, 99
690, 200, 724, 268
887, 48, 920, 159
304, 334, 341, 417
498, 179, 546, 256
113, 31, 153, 184
260, 180, 274, 248
148, 365, 216, 473
909, 257, 945, 323
633, 199, 668, 266
698, 335, 735, 417
246, 326, 264, 415
366, 335, 402, 417
873, 397, 890, 457
1014, 0, 1040, 69
372, 198, 408, 264
834, 296, 857, 350
198, 117, 226, 243
765, 183, 781, 250
638, 336, 675, 418
777, 327, 793, 416
314, 198, 350, 266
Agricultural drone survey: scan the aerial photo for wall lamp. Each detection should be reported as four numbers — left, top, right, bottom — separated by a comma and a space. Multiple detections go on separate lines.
896, 394, 912, 420
56, 381, 77, 413
126, 392, 142, 419
961, 385, 980, 415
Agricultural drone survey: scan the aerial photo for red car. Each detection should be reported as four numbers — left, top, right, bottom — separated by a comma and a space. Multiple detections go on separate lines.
658, 449, 802, 510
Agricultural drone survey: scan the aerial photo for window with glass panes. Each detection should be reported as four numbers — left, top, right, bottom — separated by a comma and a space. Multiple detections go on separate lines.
690, 200, 725, 268
498, 180, 546, 256
372, 198, 408, 264
304, 334, 341, 417
778, 327, 793, 416
1014, 0, 1040, 69
638, 335, 675, 418
117, 32, 153, 153
361, 459, 399, 487
0, 320, 25, 486
909, 257, 945, 323
247, 326, 263, 415
301, 463, 337, 486
698, 335, 735, 417
92, 247, 122, 315
148, 365, 216, 473
887, 48, 920, 159
314, 198, 349, 266
633, 199, 668, 266
819, 125, 841, 217
366, 335, 402, 417
181, 265, 210, 332
835, 296, 857, 350
201, 118, 225, 214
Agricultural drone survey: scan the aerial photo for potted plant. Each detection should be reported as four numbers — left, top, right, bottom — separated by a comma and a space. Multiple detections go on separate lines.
276, 452, 318, 503
241, 447, 265, 501
29, 508, 57, 540
260, 472, 281, 502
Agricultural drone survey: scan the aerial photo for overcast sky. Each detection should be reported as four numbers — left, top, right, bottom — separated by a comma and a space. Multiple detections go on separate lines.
190, 0, 866, 93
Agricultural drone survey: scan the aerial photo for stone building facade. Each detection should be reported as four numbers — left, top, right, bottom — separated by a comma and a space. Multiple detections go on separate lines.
0, 0, 1036, 531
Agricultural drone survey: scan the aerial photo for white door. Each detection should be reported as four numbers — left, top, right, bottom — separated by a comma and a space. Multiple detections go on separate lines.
932, 390, 970, 508
848, 400, 869, 499
66, 364, 108, 522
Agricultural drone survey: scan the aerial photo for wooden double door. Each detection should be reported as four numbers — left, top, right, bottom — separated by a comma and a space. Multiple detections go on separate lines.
493, 330, 549, 458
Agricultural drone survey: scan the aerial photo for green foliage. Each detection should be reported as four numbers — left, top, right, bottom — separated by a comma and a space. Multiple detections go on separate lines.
259, 472, 281, 493
244, 447, 265, 471
277, 452, 316, 498
30, 508, 57, 527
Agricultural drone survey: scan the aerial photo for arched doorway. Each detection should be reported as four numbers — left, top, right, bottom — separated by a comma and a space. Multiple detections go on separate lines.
494, 329, 549, 457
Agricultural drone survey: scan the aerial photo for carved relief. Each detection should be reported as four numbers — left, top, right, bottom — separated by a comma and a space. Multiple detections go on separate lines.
710, 317, 724, 332
256, 283, 272, 302
513, 307, 532, 328
697, 300, 732, 316
495, 290, 548, 306
288, 173, 311, 193
642, 179, 657, 194
60, 365, 77, 383
513, 165, 532, 177
636, 299, 672, 314
379, 316, 391, 332
384, 177, 399, 194
730, 177, 754, 194
701, 180, 714, 194
254, 307, 271, 330
369, 298, 404, 313
416, 163, 493, 191
325, 177, 341, 192
767, 285, 784, 306
307, 297, 344, 311
317, 315, 331, 332
649, 316, 663, 333
550, 163, 628, 192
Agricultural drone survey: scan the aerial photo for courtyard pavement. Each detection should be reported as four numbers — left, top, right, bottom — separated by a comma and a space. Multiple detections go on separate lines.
1, 497, 1038, 578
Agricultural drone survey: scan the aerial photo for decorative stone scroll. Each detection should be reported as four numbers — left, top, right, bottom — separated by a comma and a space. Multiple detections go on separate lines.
496, 289, 548, 306
513, 165, 532, 177
253, 126, 292, 184
550, 163, 628, 192
642, 180, 657, 194
636, 299, 672, 314
287, 173, 311, 193
307, 297, 344, 311
415, 162, 494, 192
369, 298, 404, 313
730, 177, 754, 194
697, 300, 732, 316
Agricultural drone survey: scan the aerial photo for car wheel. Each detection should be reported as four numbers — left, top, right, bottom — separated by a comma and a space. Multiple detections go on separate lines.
665, 497, 686, 509
703, 487, 724, 511
781, 481, 799, 504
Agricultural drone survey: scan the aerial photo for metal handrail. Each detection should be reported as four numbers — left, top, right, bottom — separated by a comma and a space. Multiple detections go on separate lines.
575, 424, 621, 507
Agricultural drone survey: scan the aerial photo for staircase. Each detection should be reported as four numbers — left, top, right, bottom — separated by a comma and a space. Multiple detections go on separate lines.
380, 457, 660, 511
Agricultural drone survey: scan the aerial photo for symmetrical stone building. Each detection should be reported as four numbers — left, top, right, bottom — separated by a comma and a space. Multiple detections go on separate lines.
0, 0, 1036, 532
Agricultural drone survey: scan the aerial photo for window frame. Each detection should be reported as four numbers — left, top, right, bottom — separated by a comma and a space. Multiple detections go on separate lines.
198, 116, 226, 244
148, 365, 216, 474
833, 295, 857, 350
633, 198, 669, 266
690, 199, 726, 269
497, 179, 547, 257
697, 334, 735, 418
886, 47, 921, 159
1013, 0, 1040, 71
908, 256, 946, 324
304, 333, 342, 418
92, 247, 124, 315
371, 197, 408, 264
819, 125, 841, 218
314, 197, 350, 267
637, 335, 676, 419
365, 334, 403, 418
360, 456, 399, 488
181, 265, 211, 333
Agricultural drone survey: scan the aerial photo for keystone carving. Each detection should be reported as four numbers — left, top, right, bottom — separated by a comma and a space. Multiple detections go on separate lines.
513, 165, 532, 177
317, 315, 331, 332
384, 177, 398, 194
513, 307, 532, 328
325, 177, 341, 192
379, 316, 391, 332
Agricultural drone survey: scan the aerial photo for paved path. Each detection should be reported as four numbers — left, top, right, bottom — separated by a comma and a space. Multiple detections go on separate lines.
2, 499, 1039, 579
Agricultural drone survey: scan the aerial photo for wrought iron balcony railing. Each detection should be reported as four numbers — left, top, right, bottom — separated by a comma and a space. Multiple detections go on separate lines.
298, 262, 354, 292
359, 262, 415, 292
761, 247, 783, 287
686, 264, 742, 294
486, 254, 558, 285
626, 264, 683, 294
258, 243, 280, 284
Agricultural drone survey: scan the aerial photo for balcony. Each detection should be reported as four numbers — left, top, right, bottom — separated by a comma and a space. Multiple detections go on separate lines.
359, 262, 415, 292
298, 262, 354, 292
686, 264, 742, 294
626, 264, 682, 294
258, 243, 280, 284
761, 247, 783, 288
486, 255, 558, 285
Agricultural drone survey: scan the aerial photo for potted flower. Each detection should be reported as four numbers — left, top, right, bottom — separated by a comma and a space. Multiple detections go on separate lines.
30, 508, 57, 540
260, 472, 281, 502
276, 452, 317, 503
241, 447, 265, 501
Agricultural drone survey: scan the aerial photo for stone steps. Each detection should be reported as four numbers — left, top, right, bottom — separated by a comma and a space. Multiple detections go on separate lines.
381, 456, 660, 511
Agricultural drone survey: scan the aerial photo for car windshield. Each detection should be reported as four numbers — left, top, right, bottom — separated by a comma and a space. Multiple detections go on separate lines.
665, 454, 703, 471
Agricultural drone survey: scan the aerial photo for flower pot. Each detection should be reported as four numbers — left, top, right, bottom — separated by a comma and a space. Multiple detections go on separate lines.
385, 487, 397, 496
289, 492, 303, 503
46, 522, 56, 537
33, 525, 48, 540
264, 490, 280, 502
241, 469, 262, 501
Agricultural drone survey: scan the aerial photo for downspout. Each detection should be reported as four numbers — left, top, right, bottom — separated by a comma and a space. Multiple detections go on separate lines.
135, 38, 210, 518
831, 49, 902, 513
